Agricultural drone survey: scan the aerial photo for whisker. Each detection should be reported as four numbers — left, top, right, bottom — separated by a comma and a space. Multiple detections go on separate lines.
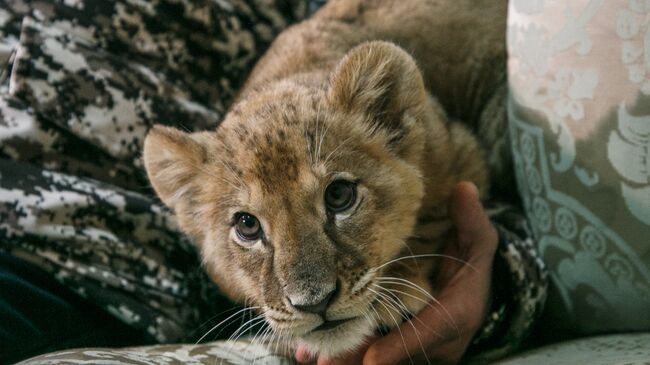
322, 135, 353, 168
369, 287, 415, 365
272, 327, 284, 357
404, 245, 423, 276
377, 277, 459, 336
316, 100, 330, 165
195, 306, 260, 344
318, 119, 333, 164
220, 315, 267, 365
251, 324, 273, 365
372, 284, 438, 335
189, 306, 248, 341
372, 288, 413, 325
372, 286, 432, 365
313, 97, 323, 165
373, 254, 477, 272
249, 320, 271, 350
227, 314, 267, 344
305, 125, 315, 166
376, 284, 440, 316
362, 305, 380, 329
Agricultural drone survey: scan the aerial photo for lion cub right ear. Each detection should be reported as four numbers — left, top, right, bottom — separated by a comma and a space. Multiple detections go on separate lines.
143, 125, 206, 208
327, 41, 429, 158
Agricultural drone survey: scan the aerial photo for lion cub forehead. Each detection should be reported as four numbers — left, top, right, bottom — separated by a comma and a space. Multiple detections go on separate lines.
233, 157, 326, 221
219, 118, 330, 201
245, 164, 323, 202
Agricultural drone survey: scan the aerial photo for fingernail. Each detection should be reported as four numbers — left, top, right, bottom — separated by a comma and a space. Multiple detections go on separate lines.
460, 181, 479, 199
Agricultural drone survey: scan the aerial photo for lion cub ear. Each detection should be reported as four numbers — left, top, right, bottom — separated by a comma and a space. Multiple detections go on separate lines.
327, 41, 428, 140
143, 125, 206, 208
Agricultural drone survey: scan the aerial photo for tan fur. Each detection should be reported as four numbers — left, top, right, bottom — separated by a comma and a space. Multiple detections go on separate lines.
143, 0, 504, 357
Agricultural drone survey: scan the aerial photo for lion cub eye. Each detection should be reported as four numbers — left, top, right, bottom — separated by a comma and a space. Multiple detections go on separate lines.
324, 180, 357, 213
235, 213, 263, 241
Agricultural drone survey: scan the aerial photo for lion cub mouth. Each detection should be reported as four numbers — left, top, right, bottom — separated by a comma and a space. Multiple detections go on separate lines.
313, 317, 355, 332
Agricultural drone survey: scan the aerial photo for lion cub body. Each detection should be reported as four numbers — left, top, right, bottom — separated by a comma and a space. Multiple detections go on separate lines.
143, 0, 506, 357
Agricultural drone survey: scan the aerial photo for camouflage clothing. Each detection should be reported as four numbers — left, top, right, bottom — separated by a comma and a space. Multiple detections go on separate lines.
0, 0, 546, 363
470, 204, 548, 363
0, 0, 306, 346
0, 0, 306, 190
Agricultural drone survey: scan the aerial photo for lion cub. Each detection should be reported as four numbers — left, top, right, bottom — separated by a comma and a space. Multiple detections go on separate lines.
143, 0, 506, 358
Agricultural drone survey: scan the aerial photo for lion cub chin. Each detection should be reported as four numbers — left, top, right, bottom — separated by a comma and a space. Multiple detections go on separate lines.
142, 1, 489, 359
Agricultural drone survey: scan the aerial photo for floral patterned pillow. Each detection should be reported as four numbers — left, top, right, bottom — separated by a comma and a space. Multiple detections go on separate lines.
508, 0, 650, 335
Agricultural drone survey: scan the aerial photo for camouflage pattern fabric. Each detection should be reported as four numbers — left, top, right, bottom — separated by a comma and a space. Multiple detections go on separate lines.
470, 204, 549, 363
0, 0, 306, 344
0, 0, 547, 363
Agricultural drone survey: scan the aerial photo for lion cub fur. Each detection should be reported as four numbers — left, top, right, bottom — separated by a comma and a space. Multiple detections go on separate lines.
143, 0, 506, 357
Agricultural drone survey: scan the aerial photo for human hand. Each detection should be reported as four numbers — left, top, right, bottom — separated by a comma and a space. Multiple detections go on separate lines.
297, 181, 498, 365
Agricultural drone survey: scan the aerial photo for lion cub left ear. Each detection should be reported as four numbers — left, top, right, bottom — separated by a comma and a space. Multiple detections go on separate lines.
327, 41, 428, 147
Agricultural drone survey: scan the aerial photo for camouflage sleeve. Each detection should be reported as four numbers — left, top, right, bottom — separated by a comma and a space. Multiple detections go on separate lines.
0, 0, 306, 191
0, 0, 307, 344
0, 158, 228, 342
466, 203, 548, 362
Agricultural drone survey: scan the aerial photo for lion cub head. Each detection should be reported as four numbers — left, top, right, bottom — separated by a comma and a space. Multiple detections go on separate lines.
143, 42, 478, 357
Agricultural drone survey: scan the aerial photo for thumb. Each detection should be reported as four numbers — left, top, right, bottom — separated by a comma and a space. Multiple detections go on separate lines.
448, 182, 497, 254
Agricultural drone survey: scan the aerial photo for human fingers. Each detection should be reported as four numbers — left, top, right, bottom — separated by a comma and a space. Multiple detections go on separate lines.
362, 182, 498, 365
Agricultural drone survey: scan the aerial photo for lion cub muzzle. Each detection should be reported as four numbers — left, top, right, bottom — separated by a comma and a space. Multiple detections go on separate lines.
276, 232, 339, 317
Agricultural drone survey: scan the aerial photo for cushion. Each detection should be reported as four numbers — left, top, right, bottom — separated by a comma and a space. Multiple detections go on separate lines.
16, 340, 291, 365
18, 333, 650, 365
494, 332, 650, 365
508, 0, 650, 335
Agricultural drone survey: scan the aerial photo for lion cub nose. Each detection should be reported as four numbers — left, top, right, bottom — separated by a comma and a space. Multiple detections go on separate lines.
288, 285, 338, 316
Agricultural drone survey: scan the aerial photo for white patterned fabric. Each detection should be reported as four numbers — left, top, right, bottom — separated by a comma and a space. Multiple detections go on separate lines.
19, 333, 650, 365
508, 0, 650, 335
494, 332, 650, 365
17, 340, 292, 365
